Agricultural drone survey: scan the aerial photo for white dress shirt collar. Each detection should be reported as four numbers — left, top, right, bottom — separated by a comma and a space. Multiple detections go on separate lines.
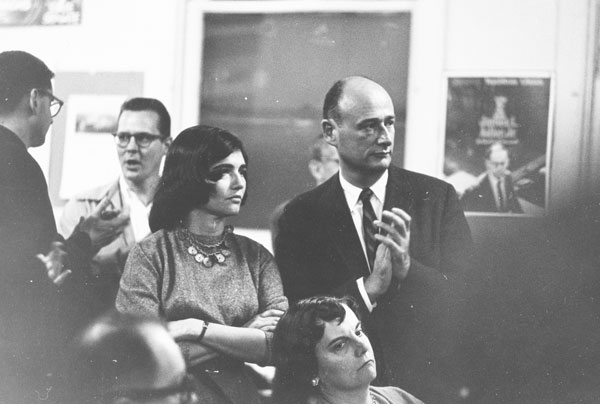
338, 169, 388, 214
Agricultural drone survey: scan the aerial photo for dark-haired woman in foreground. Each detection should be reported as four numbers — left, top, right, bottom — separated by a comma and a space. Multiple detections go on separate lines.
273, 296, 423, 404
116, 125, 288, 404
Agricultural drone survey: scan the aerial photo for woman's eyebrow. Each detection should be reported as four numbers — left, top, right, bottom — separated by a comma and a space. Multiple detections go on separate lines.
210, 163, 234, 170
210, 163, 247, 170
327, 335, 347, 348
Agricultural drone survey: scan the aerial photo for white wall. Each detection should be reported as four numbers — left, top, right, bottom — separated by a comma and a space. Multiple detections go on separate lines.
445, 0, 557, 70
0, 0, 180, 105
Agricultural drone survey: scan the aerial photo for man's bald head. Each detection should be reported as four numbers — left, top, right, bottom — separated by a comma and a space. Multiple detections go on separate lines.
71, 312, 188, 403
321, 76, 395, 187
322, 76, 391, 123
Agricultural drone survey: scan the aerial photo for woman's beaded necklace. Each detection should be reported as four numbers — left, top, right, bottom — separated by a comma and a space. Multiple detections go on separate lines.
178, 225, 233, 268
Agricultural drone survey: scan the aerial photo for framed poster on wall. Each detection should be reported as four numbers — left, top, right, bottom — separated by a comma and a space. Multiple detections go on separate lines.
442, 74, 553, 216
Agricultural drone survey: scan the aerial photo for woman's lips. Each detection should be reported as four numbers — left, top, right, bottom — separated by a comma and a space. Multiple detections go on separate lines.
359, 359, 375, 370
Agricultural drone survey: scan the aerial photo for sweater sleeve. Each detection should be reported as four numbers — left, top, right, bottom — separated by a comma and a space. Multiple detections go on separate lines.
115, 243, 162, 316
255, 244, 288, 364
257, 246, 289, 313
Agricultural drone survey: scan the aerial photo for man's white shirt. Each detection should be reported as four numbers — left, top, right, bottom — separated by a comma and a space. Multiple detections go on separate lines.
338, 169, 388, 311
119, 176, 152, 242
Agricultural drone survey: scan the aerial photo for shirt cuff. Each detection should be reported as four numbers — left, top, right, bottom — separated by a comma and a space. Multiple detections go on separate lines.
356, 277, 376, 312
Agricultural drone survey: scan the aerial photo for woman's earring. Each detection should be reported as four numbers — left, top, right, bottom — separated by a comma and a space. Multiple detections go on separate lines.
311, 377, 320, 387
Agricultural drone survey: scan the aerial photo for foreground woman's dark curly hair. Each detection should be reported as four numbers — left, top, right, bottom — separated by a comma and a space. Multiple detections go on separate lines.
272, 296, 360, 404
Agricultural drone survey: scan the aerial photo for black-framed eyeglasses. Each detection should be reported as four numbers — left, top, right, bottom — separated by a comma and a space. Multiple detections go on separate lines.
103, 373, 198, 404
112, 132, 166, 148
36, 88, 64, 118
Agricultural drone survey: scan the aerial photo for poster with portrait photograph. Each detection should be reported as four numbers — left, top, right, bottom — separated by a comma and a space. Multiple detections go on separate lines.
442, 75, 553, 216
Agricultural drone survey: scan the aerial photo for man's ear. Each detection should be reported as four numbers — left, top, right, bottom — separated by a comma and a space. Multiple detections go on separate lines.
28, 88, 40, 114
321, 119, 337, 146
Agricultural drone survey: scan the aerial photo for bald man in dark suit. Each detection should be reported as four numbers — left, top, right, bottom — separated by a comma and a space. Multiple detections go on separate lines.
275, 76, 473, 403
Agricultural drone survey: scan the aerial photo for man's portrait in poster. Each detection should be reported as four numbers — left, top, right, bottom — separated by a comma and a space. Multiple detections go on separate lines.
443, 76, 552, 215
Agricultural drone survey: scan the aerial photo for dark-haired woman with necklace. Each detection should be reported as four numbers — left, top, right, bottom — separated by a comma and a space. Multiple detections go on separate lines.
116, 125, 288, 404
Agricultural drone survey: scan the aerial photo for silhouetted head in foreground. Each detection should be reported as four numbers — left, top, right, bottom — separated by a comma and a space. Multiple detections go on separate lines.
71, 312, 197, 404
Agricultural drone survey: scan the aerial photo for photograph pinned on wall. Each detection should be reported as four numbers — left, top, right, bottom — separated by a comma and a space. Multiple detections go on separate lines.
0, 0, 82, 26
59, 94, 126, 200
442, 75, 553, 216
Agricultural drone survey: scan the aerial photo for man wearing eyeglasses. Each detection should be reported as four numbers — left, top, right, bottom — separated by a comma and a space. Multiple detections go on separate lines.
0, 50, 132, 403
60, 97, 171, 313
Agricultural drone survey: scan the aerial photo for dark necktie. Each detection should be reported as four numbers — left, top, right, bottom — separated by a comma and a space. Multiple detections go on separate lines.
360, 188, 378, 271
497, 179, 506, 212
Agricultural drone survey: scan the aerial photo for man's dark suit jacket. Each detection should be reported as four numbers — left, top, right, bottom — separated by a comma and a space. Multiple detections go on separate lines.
275, 165, 473, 403
0, 125, 94, 403
461, 174, 523, 213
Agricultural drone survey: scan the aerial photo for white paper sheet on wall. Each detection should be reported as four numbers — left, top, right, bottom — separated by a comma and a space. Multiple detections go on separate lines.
59, 94, 126, 200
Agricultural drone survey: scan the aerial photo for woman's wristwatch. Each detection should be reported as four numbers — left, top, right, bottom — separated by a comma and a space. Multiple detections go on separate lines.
197, 320, 209, 341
